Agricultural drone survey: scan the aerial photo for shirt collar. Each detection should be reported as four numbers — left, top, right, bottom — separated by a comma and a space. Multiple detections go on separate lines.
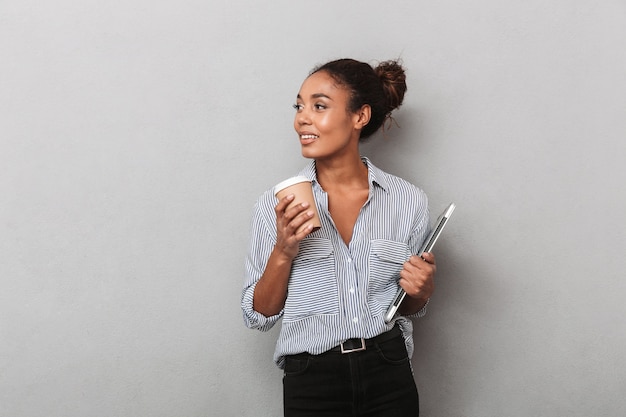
298, 156, 389, 192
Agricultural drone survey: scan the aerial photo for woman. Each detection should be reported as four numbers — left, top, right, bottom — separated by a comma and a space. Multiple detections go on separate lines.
242, 58, 436, 416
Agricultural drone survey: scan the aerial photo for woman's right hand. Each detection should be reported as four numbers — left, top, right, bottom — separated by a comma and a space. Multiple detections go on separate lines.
274, 194, 315, 260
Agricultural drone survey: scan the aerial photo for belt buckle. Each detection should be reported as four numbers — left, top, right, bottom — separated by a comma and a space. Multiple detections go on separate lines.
340, 338, 366, 354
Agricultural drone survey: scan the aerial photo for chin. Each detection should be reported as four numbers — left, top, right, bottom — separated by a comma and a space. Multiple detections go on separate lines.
300, 147, 318, 159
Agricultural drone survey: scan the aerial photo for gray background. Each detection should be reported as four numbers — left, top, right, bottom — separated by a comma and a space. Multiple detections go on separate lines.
2, 1, 625, 416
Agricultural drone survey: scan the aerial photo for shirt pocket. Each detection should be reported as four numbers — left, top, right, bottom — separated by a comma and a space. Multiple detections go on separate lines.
284, 238, 338, 322
368, 239, 411, 315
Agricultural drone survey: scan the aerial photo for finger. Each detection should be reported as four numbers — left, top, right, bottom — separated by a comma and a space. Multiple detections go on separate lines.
421, 252, 436, 264
421, 253, 437, 276
407, 255, 427, 267
399, 269, 435, 297
400, 264, 427, 282
398, 274, 425, 296
274, 194, 295, 216
403, 257, 435, 281
284, 201, 310, 221
293, 222, 315, 240
287, 208, 315, 233
276, 199, 310, 231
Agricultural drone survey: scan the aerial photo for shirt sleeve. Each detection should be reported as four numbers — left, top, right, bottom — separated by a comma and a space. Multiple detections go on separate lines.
407, 190, 430, 256
241, 196, 283, 331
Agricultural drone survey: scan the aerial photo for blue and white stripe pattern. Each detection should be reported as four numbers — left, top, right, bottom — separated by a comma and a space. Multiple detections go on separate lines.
242, 157, 430, 368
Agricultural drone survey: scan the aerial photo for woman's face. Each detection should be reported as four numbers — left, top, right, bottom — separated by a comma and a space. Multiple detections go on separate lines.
293, 71, 364, 161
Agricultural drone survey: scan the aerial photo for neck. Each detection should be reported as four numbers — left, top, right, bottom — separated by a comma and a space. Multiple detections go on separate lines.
315, 154, 369, 191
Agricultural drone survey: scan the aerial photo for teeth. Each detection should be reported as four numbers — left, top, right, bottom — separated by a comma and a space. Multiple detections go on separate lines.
301, 135, 318, 140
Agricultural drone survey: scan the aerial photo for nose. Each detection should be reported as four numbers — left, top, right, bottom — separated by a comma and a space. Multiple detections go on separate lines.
295, 106, 312, 126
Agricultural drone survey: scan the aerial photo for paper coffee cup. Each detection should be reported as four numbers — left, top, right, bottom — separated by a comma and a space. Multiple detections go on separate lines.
274, 176, 321, 233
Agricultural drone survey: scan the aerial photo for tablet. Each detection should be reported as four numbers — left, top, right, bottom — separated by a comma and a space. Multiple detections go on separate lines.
384, 203, 456, 323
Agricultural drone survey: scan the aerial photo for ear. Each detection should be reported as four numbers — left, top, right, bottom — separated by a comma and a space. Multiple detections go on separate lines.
353, 105, 371, 130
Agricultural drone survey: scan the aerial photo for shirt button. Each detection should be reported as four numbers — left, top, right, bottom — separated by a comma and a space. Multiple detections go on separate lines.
349, 288, 355, 294
347, 257, 352, 263
352, 317, 359, 324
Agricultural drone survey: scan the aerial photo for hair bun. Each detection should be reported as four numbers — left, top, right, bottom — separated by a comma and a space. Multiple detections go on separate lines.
310, 58, 407, 139
374, 60, 407, 113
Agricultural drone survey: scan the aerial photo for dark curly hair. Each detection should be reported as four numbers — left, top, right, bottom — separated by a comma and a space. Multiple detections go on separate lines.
311, 58, 407, 140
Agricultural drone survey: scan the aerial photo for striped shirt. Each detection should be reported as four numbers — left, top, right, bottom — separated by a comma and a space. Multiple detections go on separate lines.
241, 157, 430, 368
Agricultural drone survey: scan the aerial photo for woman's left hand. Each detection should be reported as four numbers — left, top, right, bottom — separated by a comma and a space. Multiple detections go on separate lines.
398, 252, 436, 304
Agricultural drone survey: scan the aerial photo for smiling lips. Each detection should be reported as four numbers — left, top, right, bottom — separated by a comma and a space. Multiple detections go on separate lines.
300, 134, 319, 145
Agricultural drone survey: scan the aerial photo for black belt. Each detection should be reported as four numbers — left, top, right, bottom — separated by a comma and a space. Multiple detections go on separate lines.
330, 325, 402, 354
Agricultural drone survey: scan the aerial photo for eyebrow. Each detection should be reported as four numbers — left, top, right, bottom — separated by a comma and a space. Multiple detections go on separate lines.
297, 93, 333, 100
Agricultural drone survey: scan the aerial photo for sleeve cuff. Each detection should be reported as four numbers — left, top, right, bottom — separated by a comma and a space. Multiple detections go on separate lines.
241, 283, 282, 331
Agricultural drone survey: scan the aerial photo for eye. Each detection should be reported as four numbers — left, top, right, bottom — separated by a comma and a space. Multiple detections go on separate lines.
314, 103, 327, 110
293, 103, 304, 111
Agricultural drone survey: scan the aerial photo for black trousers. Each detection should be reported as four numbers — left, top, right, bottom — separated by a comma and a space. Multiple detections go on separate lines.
283, 330, 419, 417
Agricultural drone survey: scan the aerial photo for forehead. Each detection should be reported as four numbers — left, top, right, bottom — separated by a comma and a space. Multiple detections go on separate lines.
298, 71, 349, 100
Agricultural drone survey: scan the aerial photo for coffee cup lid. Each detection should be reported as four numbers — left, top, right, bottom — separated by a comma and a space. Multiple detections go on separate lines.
274, 176, 311, 196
